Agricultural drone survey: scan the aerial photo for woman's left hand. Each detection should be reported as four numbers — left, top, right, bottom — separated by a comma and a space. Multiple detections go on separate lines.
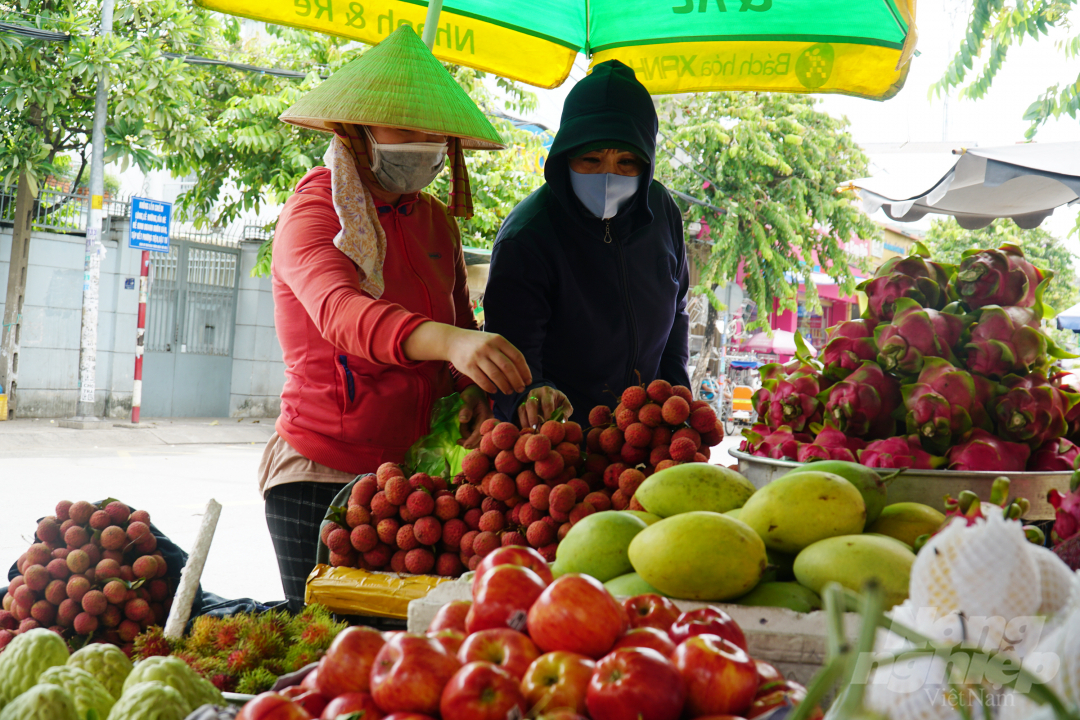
458, 385, 492, 449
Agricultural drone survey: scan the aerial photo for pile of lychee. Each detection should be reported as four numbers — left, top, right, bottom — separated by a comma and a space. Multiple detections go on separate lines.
584, 380, 722, 508
320, 381, 722, 579
2, 500, 173, 654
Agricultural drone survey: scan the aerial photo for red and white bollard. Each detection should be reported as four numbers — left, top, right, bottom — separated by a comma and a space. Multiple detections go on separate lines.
131, 251, 149, 423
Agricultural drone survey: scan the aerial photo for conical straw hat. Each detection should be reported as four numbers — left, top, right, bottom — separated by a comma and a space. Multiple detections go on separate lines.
280, 26, 505, 150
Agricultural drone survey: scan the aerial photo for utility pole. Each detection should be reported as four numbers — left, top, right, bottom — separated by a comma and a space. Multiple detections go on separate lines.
0, 168, 36, 420
72, 0, 115, 421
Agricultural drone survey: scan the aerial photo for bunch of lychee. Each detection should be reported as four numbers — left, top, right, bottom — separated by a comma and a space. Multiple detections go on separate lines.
321, 465, 468, 578
585, 380, 722, 509
2, 500, 173, 655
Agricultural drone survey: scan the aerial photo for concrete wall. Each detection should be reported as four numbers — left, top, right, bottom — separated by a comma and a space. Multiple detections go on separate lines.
0, 227, 141, 418
0, 231, 285, 419
229, 239, 284, 419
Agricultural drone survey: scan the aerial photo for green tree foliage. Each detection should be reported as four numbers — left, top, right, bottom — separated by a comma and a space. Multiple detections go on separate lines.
0, 0, 219, 198
923, 217, 1080, 313
654, 92, 878, 330
931, 0, 1080, 140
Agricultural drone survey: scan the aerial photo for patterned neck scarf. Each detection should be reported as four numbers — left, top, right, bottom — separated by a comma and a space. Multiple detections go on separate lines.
326, 123, 474, 297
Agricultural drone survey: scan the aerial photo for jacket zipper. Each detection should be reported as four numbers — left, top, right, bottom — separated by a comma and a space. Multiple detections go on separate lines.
609, 221, 639, 388
338, 355, 355, 403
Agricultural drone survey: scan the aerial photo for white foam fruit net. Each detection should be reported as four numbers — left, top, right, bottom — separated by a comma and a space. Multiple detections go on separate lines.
862, 507, 1080, 720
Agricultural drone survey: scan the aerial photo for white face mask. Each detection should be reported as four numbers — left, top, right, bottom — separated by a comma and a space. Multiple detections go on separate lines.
569, 170, 639, 220
365, 127, 448, 194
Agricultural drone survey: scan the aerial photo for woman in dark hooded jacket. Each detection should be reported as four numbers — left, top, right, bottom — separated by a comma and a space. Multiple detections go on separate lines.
484, 60, 691, 427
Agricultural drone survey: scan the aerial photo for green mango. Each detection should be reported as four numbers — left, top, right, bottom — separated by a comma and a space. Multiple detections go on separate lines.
783, 460, 890, 525
734, 582, 823, 613
604, 572, 668, 597
739, 471, 866, 554
724, 508, 741, 519
620, 510, 663, 526
635, 463, 756, 517
554, 511, 648, 582
794, 534, 915, 609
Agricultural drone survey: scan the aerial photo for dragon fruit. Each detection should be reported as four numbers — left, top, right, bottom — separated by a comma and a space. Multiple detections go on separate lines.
923, 478, 1045, 548
990, 371, 1079, 447
740, 424, 811, 460
901, 357, 994, 455
858, 435, 945, 470
964, 305, 1048, 378
795, 426, 867, 463
1029, 437, 1080, 471
753, 364, 823, 432
820, 319, 878, 382
1047, 472, 1080, 545
946, 428, 1031, 472
874, 298, 965, 376
955, 243, 1048, 309
857, 249, 952, 321
817, 360, 900, 439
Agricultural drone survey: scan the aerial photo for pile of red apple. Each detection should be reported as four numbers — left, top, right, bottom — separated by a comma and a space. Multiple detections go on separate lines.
239, 546, 818, 720
583, 380, 724, 509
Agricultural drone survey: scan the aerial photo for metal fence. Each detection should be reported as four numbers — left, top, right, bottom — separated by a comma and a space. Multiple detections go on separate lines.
0, 188, 271, 247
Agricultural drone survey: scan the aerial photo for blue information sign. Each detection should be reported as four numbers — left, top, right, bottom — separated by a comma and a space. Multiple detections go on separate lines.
128, 197, 172, 253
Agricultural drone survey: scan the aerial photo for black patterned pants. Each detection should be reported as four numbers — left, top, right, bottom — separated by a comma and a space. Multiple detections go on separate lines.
264, 482, 342, 614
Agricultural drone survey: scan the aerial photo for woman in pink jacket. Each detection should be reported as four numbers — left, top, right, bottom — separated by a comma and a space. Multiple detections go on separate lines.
260, 28, 530, 611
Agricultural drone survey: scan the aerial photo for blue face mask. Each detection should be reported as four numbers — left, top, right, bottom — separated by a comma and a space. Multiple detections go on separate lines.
569, 170, 639, 220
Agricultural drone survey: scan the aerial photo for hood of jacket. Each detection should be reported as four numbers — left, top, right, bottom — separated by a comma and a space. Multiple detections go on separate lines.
545, 60, 658, 233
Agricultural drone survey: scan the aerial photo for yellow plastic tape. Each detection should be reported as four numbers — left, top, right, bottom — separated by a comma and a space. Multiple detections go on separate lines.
592, 40, 907, 99
305, 564, 454, 619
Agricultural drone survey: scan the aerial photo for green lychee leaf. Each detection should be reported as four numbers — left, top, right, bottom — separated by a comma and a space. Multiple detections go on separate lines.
324, 505, 348, 527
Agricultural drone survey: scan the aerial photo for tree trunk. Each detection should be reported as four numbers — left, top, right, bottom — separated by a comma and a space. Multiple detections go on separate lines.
0, 171, 35, 419
691, 300, 719, 400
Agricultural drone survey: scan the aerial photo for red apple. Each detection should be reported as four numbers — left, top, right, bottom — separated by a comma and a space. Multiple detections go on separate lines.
520, 651, 595, 716
749, 689, 819, 720
320, 693, 383, 720
586, 647, 686, 720
754, 661, 784, 694
439, 661, 527, 720
670, 607, 748, 651
293, 693, 328, 718
300, 669, 319, 691
428, 600, 472, 634
526, 574, 628, 659
674, 634, 759, 717
457, 628, 540, 680
611, 626, 677, 657
382, 716, 438, 720
471, 546, 553, 596
279, 688, 305, 700
427, 629, 466, 657
237, 693, 312, 720
314, 625, 385, 696
622, 594, 680, 634
370, 632, 462, 716
466, 564, 547, 634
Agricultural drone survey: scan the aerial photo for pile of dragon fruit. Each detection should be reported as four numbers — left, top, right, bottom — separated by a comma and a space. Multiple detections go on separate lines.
740, 242, 1080, 475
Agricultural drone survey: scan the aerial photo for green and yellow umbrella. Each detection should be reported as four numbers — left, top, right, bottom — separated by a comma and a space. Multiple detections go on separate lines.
199, 0, 917, 99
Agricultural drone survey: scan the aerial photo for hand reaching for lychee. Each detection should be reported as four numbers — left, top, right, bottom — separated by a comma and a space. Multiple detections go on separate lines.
405, 323, 532, 395
517, 386, 573, 429
458, 386, 492, 449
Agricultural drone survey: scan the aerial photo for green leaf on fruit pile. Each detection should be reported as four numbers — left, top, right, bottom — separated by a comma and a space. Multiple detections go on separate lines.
97, 497, 121, 509
404, 392, 468, 479
324, 505, 348, 527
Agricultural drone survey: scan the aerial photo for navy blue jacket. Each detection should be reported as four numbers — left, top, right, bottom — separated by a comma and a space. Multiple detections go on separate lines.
483, 61, 691, 421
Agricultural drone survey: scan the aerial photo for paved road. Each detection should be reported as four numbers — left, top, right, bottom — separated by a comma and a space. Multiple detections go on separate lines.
0, 418, 744, 606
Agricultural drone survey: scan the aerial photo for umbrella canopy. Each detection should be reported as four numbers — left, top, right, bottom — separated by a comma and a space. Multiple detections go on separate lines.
1057, 301, 1080, 332
744, 330, 817, 357
843, 142, 1080, 229
198, 0, 917, 97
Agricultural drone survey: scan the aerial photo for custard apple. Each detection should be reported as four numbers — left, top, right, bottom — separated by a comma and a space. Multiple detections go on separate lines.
121, 658, 222, 715
39, 666, 116, 720
67, 645, 133, 700
106, 682, 187, 720
0, 684, 77, 720
0, 629, 70, 703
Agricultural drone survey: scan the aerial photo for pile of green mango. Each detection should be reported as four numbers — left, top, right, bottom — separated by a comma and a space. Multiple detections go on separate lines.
551, 461, 948, 611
